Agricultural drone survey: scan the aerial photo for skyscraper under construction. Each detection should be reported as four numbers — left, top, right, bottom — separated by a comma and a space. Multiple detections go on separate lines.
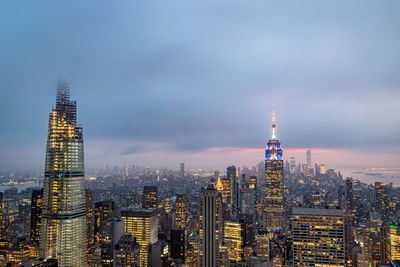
39, 81, 87, 266
264, 111, 285, 228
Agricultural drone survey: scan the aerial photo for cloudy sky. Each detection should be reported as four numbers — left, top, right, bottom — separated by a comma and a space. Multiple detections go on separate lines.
1, 0, 400, 170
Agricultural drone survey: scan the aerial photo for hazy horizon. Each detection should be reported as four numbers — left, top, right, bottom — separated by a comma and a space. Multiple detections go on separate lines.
1, 1, 399, 170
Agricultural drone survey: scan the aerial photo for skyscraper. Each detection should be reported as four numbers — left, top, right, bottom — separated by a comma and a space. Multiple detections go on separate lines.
142, 186, 158, 210
175, 190, 189, 229
292, 207, 345, 266
39, 80, 87, 266
180, 162, 185, 178
306, 149, 311, 165
375, 182, 389, 222
227, 166, 238, 218
170, 229, 186, 263
121, 208, 158, 266
95, 199, 115, 243
264, 111, 285, 228
388, 225, 400, 261
224, 220, 244, 262
30, 189, 43, 243
100, 218, 124, 266
199, 185, 223, 267
86, 189, 94, 248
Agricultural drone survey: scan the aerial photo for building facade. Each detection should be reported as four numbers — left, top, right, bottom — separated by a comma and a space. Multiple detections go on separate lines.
199, 185, 223, 267
39, 81, 87, 266
121, 208, 158, 266
292, 207, 345, 266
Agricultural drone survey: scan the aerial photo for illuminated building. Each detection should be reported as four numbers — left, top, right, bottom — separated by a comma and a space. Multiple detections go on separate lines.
187, 231, 199, 266
389, 225, 400, 261
255, 230, 269, 262
114, 234, 140, 266
199, 185, 223, 267
100, 218, 124, 266
175, 190, 189, 229
221, 178, 231, 205
224, 220, 244, 262
375, 182, 389, 222
170, 229, 186, 263
86, 189, 94, 248
264, 111, 285, 228
95, 199, 115, 243
142, 186, 158, 210
215, 177, 223, 193
180, 162, 185, 178
121, 208, 158, 266
227, 166, 238, 218
30, 189, 43, 243
39, 80, 87, 266
7, 244, 30, 264
292, 207, 345, 266
164, 196, 174, 214
344, 178, 355, 262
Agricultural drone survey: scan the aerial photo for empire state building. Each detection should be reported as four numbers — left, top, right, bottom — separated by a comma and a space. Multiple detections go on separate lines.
40, 81, 87, 266
264, 111, 285, 229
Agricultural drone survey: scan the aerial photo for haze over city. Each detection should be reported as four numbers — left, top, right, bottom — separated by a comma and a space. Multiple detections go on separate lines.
1, 0, 400, 170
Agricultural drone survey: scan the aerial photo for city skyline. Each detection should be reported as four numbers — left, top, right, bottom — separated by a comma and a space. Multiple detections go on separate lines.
1, 1, 400, 171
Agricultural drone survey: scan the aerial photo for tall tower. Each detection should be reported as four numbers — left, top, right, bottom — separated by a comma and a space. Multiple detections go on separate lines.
375, 182, 389, 222
199, 185, 223, 267
30, 189, 43, 243
227, 166, 238, 218
175, 190, 189, 229
39, 80, 87, 266
264, 111, 285, 228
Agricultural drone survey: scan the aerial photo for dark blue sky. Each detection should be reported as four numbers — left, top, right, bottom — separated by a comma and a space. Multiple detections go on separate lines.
1, 1, 400, 169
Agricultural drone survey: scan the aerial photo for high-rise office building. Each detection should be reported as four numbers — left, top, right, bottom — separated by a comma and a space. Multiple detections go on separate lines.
199, 185, 223, 267
224, 220, 244, 262
264, 111, 285, 228
95, 200, 115, 243
100, 218, 124, 266
388, 225, 400, 261
292, 207, 345, 266
86, 189, 94, 249
180, 162, 185, 178
142, 186, 158, 210
241, 183, 256, 215
39, 80, 87, 266
227, 166, 238, 218
175, 190, 189, 229
255, 230, 269, 262
170, 229, 186, 263
221, 178, 231, 205
30, 189, 43, 243
114, 234, 141, 267
375, 182, 389, 222
121, 208, 158, 266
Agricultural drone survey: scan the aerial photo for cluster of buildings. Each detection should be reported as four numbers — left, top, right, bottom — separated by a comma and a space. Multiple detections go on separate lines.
0, 82, 400, 267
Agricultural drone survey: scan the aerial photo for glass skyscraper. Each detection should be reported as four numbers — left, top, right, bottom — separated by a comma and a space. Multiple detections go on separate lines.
39, 81, 87, 266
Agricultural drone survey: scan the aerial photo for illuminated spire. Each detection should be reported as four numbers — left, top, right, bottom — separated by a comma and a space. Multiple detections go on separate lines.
271, 110, 277, 139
